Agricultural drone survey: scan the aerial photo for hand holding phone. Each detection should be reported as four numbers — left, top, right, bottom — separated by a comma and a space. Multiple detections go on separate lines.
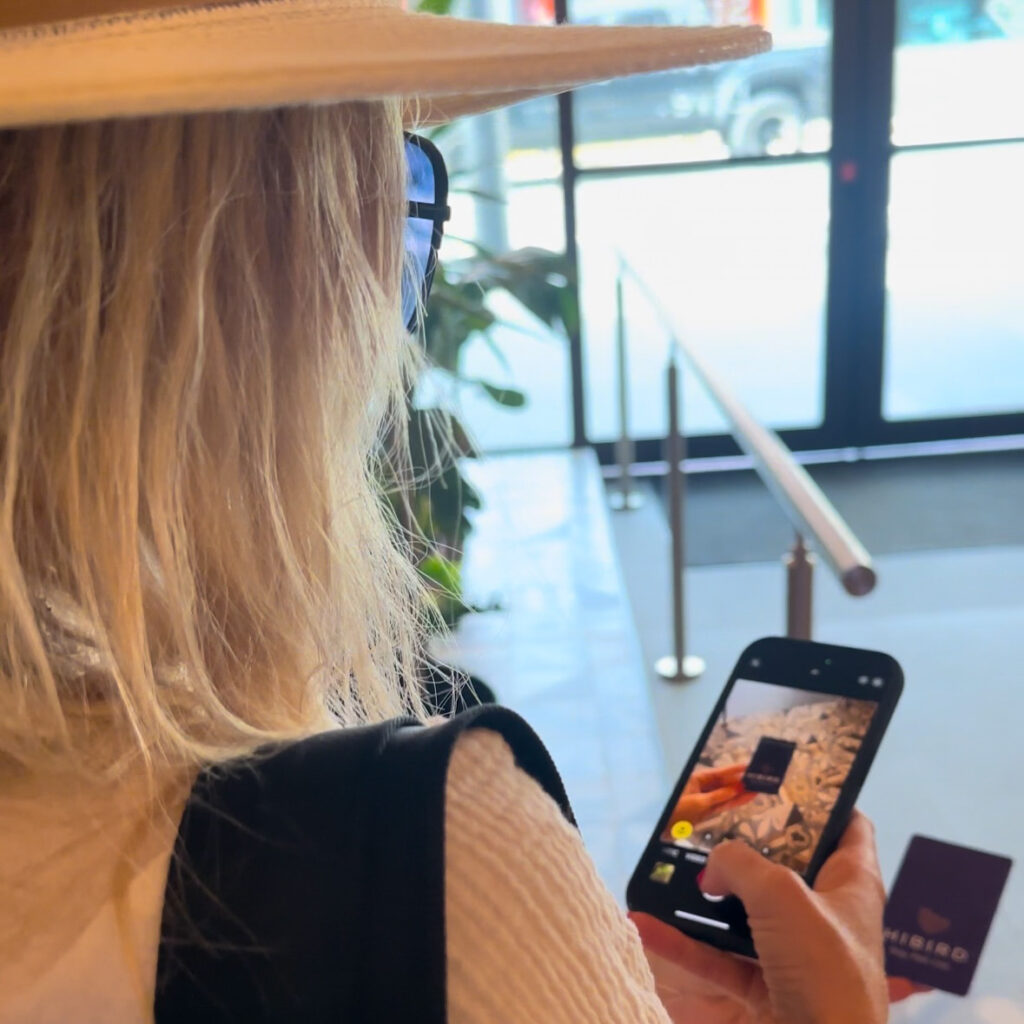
626, 637, 905, 1024
629, 810, 891, 1024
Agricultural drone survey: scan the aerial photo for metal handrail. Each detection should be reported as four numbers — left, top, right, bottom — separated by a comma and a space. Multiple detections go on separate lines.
616, 260, 876, 600
613, 264, 876, 673
679, 340, 876, 598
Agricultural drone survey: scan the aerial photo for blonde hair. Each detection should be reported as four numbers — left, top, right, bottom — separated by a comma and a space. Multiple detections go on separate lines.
0, 100, 426, 783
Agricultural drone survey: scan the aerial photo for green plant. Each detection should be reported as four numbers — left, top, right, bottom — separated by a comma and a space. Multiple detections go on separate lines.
423, 245, 579, 407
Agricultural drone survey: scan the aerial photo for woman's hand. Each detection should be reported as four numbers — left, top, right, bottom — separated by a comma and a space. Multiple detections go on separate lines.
668, 764, 757, 829
630, 811, 894, 1024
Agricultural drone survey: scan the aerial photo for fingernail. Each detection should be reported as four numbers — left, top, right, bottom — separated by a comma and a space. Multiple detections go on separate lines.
696, 868, 706, 889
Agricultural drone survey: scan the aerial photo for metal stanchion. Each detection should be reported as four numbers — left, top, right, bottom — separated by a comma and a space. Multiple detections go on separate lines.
609, 272, 643, 511
785, 532, 815, 640
656, 355, 705, 682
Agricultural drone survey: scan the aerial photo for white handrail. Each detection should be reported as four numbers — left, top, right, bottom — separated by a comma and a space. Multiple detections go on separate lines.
617, 259, 876, 598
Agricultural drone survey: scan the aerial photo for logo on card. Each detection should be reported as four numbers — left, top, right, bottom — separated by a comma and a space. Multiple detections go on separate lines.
884, 921, 970, 963
917, 907, 952, 936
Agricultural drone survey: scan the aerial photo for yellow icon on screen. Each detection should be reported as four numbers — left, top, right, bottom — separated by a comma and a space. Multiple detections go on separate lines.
670, 820, 693, 841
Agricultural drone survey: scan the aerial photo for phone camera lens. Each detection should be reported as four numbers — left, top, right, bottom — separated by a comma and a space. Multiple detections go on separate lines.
872, 677, 884, 688
857, 675, 869, 685
810, 667, 820, 676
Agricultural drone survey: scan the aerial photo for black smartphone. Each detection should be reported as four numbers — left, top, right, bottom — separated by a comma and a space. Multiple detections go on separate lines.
627, 636, 903, 959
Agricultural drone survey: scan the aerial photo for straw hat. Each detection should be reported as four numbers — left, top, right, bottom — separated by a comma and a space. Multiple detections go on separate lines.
0, 0, 770, 129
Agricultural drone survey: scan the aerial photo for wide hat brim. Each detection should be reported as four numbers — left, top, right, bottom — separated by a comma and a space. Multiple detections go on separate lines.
0, 0, 771, 129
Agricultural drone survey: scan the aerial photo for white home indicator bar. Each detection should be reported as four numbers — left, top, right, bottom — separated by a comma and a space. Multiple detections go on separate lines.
674, 910, 730, 931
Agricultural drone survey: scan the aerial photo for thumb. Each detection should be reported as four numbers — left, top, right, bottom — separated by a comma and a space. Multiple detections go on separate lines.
703, 840, 888, 1024
702, 840, 815, 923
703, 841, 837, 1021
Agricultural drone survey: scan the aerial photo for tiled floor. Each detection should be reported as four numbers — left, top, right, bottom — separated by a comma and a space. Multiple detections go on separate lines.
439, 451, 1023, 1023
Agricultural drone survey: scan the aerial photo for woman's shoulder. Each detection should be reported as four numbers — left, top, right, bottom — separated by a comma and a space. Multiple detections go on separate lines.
157, 706, 575, 1019
416, 705, 577, 826
443, 724, 671, 1024
445, 724, 577, 838
189, 704, 570, 810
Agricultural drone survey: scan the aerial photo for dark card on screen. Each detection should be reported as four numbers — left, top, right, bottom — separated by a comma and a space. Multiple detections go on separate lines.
741, 736, 796, 794
884, 835, 1012, 997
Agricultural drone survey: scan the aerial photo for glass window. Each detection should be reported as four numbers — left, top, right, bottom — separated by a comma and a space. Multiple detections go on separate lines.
567, 0, 833, 168
885, 0, 1024, 422
883, 142, 1024, 421
437, 173, 571, 450
415, 0, 572, 453
566, 1, 833, 447
429, 101, 571, 452
577, 160, 829, 442
892, 0, 1024, 146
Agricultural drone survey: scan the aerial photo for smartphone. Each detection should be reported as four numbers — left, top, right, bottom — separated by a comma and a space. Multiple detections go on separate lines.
627, 636, 903, 959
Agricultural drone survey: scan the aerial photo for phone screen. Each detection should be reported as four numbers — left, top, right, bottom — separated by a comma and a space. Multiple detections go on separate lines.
628, 638, 902, 956
659, 679, 877, 874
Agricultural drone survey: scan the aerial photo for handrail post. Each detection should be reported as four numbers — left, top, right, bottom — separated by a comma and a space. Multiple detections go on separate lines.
610, 272, 642, 512
785, 532, 815, 640
656, 357, 705, 683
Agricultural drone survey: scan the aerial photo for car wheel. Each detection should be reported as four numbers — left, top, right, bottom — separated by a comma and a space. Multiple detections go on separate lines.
727, 90, 804, 157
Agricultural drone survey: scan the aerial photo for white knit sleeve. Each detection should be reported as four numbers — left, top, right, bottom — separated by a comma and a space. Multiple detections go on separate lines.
444, 727, 672, 1024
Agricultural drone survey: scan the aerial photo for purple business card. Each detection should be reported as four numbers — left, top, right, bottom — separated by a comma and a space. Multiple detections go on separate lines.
884, 835, 1012, 997
742, 736, 796, 795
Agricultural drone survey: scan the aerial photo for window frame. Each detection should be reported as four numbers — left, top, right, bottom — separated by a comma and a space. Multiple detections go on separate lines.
546, 0, 1024, 461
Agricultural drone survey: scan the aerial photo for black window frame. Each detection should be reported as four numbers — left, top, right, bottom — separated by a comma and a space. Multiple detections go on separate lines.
546, 0, 1024, 463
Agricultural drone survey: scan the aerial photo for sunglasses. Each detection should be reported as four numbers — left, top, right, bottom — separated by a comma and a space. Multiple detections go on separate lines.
403, 133, 450, 334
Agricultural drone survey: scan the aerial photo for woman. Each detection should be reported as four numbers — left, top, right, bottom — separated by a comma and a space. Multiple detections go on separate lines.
0, 2, 897, 1021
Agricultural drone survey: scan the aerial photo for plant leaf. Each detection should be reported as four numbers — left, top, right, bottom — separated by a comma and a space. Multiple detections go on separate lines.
442, 247, 577, 334
476, 381, 527, 408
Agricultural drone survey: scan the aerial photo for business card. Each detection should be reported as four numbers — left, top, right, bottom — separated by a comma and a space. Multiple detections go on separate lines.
741, 736, 796, 795
884, 835, 1012, 996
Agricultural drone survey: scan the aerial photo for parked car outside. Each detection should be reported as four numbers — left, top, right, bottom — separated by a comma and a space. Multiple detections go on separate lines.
504, 0, 1023, 157
507, 28, 828, 157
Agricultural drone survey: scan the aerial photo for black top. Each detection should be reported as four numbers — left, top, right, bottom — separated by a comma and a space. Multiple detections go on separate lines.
154, 705, 574, 1022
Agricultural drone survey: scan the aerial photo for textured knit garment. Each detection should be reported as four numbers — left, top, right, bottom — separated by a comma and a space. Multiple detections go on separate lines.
445, 729, 672, 1024
155, 707, 673, 1021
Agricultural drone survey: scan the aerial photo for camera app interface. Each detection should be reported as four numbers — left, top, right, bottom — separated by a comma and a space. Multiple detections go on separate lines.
658, 679, 877, 876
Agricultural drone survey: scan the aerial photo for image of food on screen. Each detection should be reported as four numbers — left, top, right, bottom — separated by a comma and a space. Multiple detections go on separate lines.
661, 680, 877, 874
